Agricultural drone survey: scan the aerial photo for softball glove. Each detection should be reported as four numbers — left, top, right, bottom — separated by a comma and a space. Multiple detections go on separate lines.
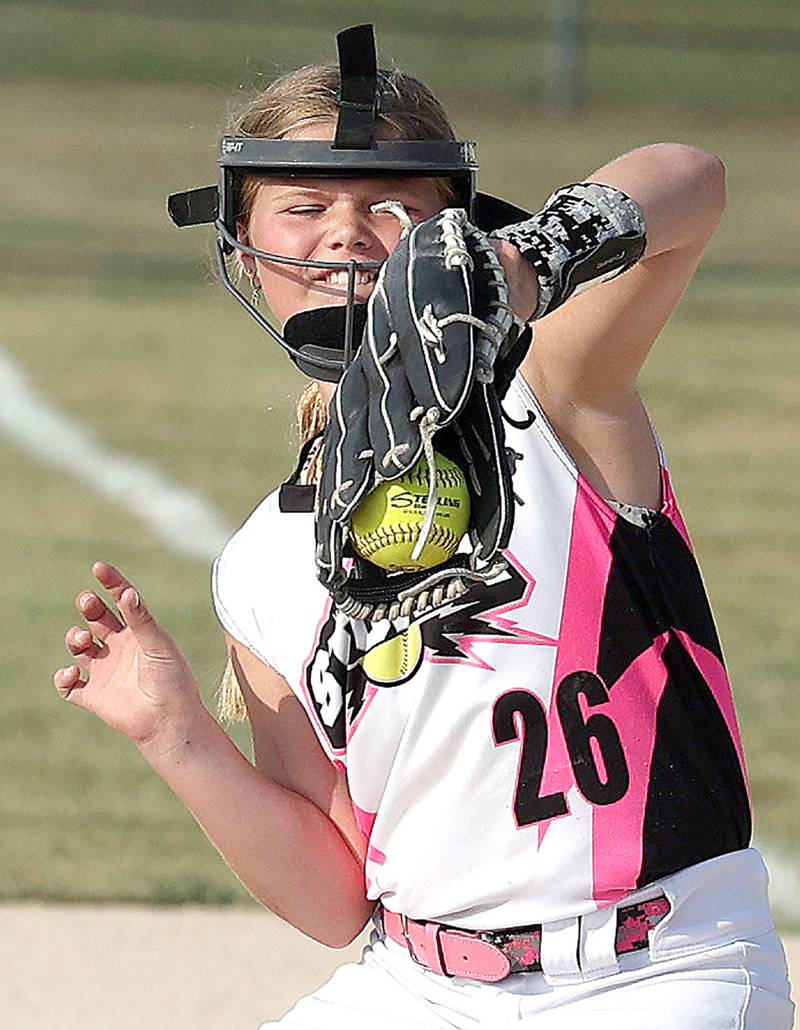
315, 206, 531, 622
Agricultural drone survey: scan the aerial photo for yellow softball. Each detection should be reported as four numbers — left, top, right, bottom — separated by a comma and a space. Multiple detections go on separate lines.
350, 452, 470, 572
362, 625, 424, 685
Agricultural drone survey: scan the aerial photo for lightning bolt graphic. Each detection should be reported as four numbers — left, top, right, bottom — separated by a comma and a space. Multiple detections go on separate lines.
426, 550, 558, 670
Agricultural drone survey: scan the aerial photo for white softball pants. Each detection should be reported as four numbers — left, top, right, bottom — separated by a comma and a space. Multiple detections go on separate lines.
260, 849, 795, 1028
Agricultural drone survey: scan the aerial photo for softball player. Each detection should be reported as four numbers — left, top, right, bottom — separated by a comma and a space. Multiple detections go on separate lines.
55, 24, 794, 1028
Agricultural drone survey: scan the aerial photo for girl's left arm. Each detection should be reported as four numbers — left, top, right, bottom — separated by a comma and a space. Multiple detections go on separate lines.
516, 142, 726, 404
497, 143, 725, 508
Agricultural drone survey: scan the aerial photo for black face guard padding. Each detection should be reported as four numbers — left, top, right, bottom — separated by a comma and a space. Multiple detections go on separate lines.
166, 23, 531, 381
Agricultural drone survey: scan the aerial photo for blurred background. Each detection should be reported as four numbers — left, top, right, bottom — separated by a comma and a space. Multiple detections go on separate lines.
2, 0, 798, 935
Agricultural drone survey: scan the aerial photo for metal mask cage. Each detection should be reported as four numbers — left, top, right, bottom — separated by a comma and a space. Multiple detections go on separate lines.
165, 23, 531, 380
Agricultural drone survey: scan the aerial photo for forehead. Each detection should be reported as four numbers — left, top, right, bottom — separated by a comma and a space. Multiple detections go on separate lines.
253, 175, 441, 201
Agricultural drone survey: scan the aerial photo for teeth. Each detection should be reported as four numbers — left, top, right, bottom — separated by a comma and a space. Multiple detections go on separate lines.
319, 270, 377, 287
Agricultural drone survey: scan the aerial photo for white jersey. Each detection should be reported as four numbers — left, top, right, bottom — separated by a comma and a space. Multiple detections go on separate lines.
212, 374, 751, 930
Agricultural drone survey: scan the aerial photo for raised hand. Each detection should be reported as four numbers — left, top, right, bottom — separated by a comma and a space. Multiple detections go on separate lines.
54, 562, 205, 749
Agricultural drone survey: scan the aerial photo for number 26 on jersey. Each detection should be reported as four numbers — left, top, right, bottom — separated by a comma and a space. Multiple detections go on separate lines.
492, 671, 630, 826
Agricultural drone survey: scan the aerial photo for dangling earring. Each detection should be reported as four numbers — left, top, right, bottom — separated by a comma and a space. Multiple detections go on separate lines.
250, 278, 262, 306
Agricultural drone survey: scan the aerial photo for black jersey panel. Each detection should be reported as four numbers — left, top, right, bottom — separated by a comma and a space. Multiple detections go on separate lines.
596, 511, 750, 887
646, 516, 724, 660
598, 514, 723, 691
637, 633, 751, 887
598, 519, 665, 689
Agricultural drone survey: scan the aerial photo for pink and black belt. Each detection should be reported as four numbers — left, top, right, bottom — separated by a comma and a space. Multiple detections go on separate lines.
380, 896, 670, 982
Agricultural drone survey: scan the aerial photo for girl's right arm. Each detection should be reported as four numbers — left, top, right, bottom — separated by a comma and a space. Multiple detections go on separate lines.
54, 562, 373, 948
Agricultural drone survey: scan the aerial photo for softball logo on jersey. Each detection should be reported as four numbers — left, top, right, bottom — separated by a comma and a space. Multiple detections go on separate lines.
361, 624, 424, 685
303, 553, 553, 753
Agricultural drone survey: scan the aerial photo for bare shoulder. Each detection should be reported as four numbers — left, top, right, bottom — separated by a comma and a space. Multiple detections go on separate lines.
225, 634, 366, 862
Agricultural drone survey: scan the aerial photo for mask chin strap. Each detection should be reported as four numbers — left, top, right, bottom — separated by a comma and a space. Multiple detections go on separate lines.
283, 305, 370, 381
334, 24, 379, 149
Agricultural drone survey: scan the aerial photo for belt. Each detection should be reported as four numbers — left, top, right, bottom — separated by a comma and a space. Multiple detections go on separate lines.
380, 895, 670, 982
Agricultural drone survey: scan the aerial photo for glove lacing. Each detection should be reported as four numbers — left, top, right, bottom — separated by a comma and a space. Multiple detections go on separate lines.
409, 404, 442, 561
372, 403, 442, 562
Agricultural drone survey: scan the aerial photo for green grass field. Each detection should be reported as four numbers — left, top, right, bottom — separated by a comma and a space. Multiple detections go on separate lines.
2, 4, 798, 922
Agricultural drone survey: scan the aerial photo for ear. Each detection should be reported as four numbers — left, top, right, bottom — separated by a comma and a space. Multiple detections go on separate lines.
236, 220, 258, 279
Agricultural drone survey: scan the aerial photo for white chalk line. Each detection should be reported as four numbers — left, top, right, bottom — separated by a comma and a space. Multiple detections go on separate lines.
3, 347, 799, 925
0, 348, 232, 560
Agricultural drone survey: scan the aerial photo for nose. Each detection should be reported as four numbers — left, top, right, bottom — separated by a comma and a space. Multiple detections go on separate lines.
324, 204, 381, 255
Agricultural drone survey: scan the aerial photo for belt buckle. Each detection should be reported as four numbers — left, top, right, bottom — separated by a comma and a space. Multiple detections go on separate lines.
479, 928, 503, 947
400, 914, 424, 966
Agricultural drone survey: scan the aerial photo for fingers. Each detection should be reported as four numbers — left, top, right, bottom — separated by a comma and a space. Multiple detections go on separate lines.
53, 664, 88, 703
116, 585, 173, 659
57, 563, 128, 705
75, 589, 124, 641
65, 625, 104, 661
92, 561, 135, 605
75, 558, 135, 638
76, 563, 167, 654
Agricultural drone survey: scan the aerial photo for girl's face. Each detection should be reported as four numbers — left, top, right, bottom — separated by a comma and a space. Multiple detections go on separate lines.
240, 123, 444, 325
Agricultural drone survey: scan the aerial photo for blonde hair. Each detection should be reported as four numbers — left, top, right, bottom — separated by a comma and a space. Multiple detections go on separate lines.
296, 380, 328, 449
218, 65, 456, 723
228, 63, 458, 226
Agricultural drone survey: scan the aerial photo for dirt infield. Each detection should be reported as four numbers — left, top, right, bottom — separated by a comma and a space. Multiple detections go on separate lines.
2, 904, 796, 1029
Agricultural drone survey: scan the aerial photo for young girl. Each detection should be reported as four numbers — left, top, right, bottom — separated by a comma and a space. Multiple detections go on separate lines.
54, 33, 794, 1029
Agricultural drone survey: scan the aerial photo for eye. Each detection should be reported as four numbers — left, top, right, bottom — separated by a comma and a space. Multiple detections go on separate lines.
372, 203, 420, 214
286, 204, 325, 215
370, 202, 426, 223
